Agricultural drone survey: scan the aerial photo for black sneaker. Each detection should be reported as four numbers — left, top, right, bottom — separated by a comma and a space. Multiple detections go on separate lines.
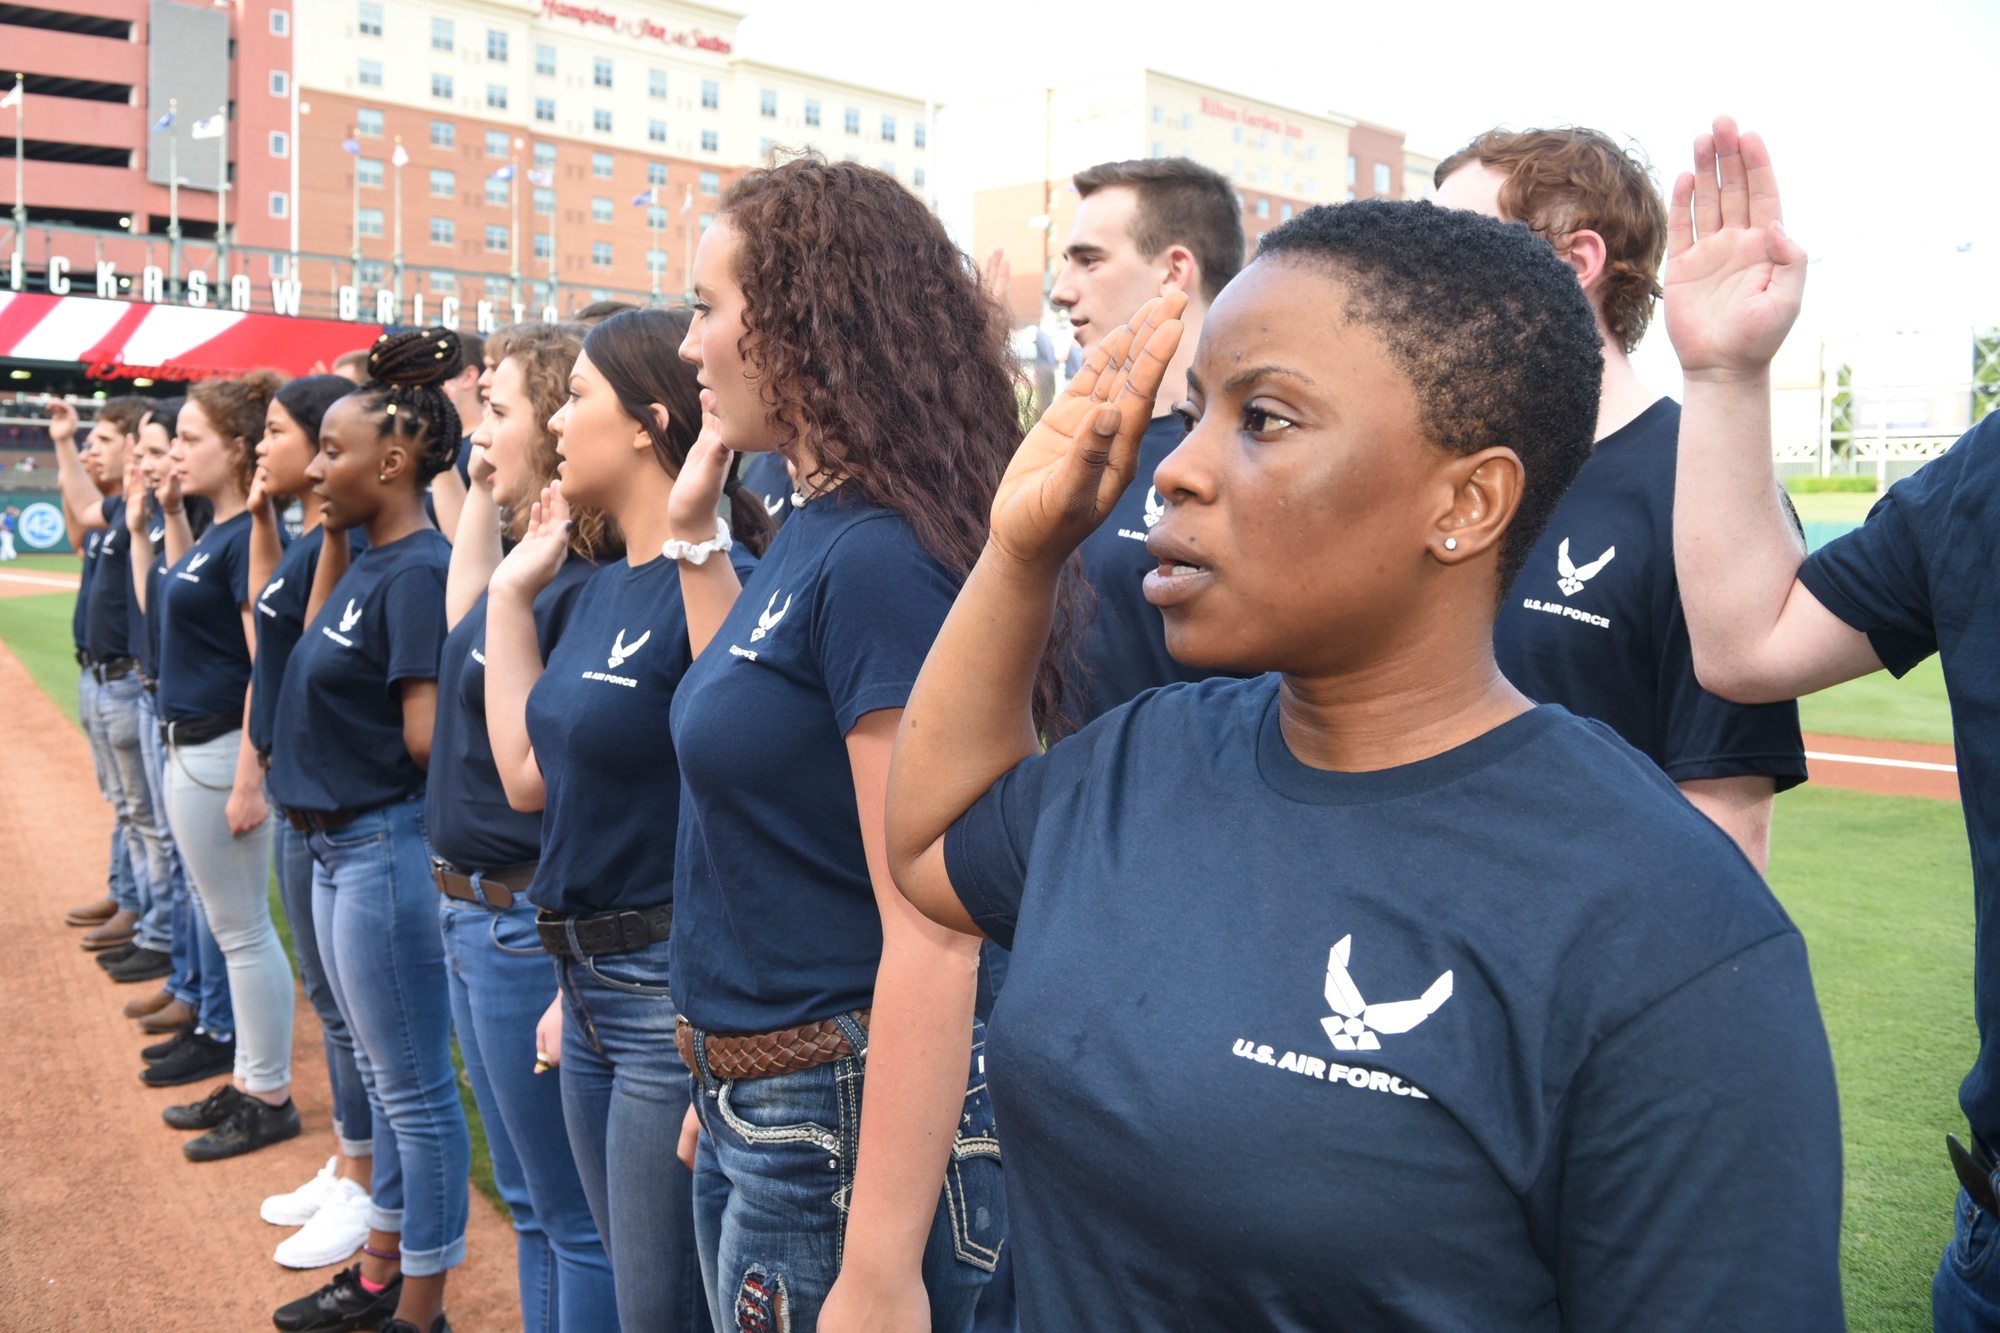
141, 1029, 234, 1087
380, 1318, 451, 1333
142, 1025, 197, 1063
96, 942, 140, 969
163, 1081, 247, 1130
106, 946, 172, 984
185, 1094, 300, 1162
273, 1266, 401, 1332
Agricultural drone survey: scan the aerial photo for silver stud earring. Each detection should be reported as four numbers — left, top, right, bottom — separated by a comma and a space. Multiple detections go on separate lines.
1443, 538, 1458, 551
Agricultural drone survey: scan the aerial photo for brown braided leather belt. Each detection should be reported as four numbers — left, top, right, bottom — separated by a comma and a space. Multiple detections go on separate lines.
676, 1010, 871, 1081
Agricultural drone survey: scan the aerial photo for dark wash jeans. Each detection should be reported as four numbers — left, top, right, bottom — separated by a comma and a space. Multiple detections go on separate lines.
1936, 1188, 2000, 1330
687, 1018, 1003, 1333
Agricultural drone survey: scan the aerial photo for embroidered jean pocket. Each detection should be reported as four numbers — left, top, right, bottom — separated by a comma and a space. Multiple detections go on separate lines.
1951, 1189, 2000, 1283
942, 1038, 1004, 1271
714, 1059, 845, 1158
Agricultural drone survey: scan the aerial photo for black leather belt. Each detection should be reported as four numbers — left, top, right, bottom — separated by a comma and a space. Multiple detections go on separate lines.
163, 712, 238, 748
434, 859, 537, 911
537, 905, 672, 958
89, 656, 137, 683
286, 807, 363, 834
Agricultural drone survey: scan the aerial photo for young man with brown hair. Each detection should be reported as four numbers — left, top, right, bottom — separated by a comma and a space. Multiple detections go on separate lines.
1050, 156, 1246, 724
1436, 128, 1805, 870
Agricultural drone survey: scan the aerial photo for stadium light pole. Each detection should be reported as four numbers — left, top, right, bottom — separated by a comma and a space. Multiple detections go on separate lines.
166, 97, 183, 296
212, 103, 228, 287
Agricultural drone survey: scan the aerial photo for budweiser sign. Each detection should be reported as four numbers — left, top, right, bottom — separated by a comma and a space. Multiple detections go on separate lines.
539, 0, 733, 52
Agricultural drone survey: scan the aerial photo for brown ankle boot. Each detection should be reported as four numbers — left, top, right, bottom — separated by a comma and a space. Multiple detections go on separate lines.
65, 895, 119, 927
139, 997, 194, 1034
124, 986, 176, 1019
82, 909, 139, 951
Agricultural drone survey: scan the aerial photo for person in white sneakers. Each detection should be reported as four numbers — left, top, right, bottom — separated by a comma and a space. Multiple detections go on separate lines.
264, 1155, 374, 1269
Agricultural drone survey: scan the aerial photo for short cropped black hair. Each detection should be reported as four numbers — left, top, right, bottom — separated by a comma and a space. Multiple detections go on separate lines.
1074, 157, 1245, 304
1256, 199, 1602, 591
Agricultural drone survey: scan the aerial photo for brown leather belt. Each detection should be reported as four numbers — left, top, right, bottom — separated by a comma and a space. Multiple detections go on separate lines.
676, 1010, 871, 1081
285, 807, 362, 834
536, 905, 672, 958
432, 860, 537, 911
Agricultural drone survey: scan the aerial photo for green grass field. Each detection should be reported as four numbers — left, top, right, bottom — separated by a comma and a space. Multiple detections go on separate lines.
0, 589, 1976, 1326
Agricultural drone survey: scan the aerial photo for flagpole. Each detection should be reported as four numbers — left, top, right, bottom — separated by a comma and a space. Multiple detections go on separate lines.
349, 133, 360, 292
167, 97, 182, 296
509, 140, 521, 316
9, 75, 23, 286
545, 167, 556, 313
214, 103, 229, 287
392, 135, 404, 312
681, 183, 693, 306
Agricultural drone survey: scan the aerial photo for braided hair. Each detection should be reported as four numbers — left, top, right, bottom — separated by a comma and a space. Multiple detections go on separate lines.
351, 327, 465, 483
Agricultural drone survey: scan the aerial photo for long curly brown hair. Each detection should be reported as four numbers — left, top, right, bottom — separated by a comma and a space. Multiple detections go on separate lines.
497, 323, 624, 563
720, 156, 1081, 731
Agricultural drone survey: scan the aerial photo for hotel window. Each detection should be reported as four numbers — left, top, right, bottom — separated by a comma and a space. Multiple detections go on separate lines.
880, 114, 895, 142
1152, 105, 1162, 123
430, 271, 455, 293
431, 119, 454, 148
698, 212, 713, 233
701, 79, 719, 109
1306, 177, 1315, 195
1345, 154, 1356, 185
534, 187, 554, 214
430, 168, 454, 197
592, 108, 612, 133
268, 191, 288, 218
1233, 126, 1243, 144
269, 131, 289, 158
591, 151, 613, 178
1180, 112, 1191, 130
1280, 203, 1294, 221
804, 98, 820, 127
912, 166, 925, 189
485, 224, 508, 252
591, 197, 613, 223
649, 68, 667, 99
1152, 142, 1164, 158
879, 159, 894, 177
1307, 144, 1317, 161
486, 130, 509, 157
535, 98, 554, 123
649, 119, 666, 143
647, 248, 665, 274
431, 74, 453, 100
358, 207, 384, 237
358, 157, 383, 188
534, 232, 552, 260
591, 241, 612, 268
357, 108, 383, 136
1255, 197, 1269, 219
843, 107, 859, 135
645, 205, 665, 229
270, 70, 289, 97
593, 57, 612, 88
1258, 133, 1268, 150
759, 137, 775, 159
430, 217, 454, 245
534, 142, 556, 168
269, 8, 287, 35
914, 122, 926, 149
1257, 165, 1269, 184
487, 85, 507, 111
700, 129, 718, 153
699, 170, 718, 195
536, 44, 556, 77
760, 89, 777, 118
357, 1, 381, 36
360, 260, 385, 285
487, 29, 507, 62
431, 17, 452, 50
1281, 139, 1290, 157
486, 177, 509, 206
1373, 162, 1391, 194
647, 161, 667, 186
358, 60, 382, 87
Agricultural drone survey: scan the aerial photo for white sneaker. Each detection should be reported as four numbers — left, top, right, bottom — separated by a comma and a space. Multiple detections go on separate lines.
260, 1156, 342, 1226
273, 1179, 371, 1269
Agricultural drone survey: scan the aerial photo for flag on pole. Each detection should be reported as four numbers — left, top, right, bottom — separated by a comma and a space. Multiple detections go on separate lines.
153, 109, 175, 132
490, 164, 514, 181
527, 168, 553, 188
632, 187, 658, 208
0, 83, 21, 111
341, 138, 361, 155
391, 143, 409, 167
681, 184, 693, 213
191, 114, 225, 140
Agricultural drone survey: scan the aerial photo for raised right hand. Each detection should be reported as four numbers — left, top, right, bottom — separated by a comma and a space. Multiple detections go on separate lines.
666, 392, 734, 545
490, 480, 571, 600
246, 460, 273, 515
154, 461, 183, 515
46, 399, 78, 447
123, 455, 149, 531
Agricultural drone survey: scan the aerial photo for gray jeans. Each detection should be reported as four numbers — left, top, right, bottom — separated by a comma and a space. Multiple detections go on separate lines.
162, 729, 291, 1094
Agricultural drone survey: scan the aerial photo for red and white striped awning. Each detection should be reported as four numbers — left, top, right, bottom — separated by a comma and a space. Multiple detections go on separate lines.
0, 293, 385, 381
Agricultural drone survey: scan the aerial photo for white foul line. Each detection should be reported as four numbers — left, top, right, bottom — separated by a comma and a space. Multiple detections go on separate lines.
0, 571, 81, 589
1805, 750, 1958, 775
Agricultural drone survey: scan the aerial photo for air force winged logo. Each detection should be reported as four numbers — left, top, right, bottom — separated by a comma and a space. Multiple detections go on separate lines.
338, 598, 363, 633
607, 628, 649, 669
1555, 538, 1615, 597
762, 494, 784, 517
749, 590, 792, 643
1321, 935, 1453, 1051
256, 577, 285, 617
185, 551, 211, 574
1142, 487, 1165, 529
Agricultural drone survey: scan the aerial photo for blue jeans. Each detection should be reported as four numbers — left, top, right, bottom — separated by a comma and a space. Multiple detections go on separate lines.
275, 820, 372, 1157
308, 798, 468, 1278
443, 898, 617, 1333
688, 1019, 1003, 1333
88, 672, 174, 950
554, 935, 702, 1333
1936, 1189, 2000, 1330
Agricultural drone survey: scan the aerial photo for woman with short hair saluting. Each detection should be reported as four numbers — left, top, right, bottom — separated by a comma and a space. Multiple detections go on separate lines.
666, 157, 1039, 1331
267, 331, 469, 1333
429, 321, 619, 1332
885, 202, 1846, 1328
151, 371, 301, 1158
484, 307, 764, 1332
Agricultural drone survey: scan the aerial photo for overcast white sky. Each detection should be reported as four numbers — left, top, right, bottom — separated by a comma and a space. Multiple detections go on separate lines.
730, 0, 2000, 384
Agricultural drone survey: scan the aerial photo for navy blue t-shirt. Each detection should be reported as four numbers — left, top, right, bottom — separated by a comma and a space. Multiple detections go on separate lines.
267, 530, 450, 813
526, 548, 757, 915
156, 512, 254, 724
1495, 399, 1807, 788
249, 525, 362, 757
1074, 414, 1227, 724
128, 497, 210, 680
1800, 413, 2000, 1144
671, 490, 958, 1033
737, 452, 794, 533
72, 525, 103, 652
944, 679, 1844, 1330
429, 561, 593, 872
85, 497, 134, 661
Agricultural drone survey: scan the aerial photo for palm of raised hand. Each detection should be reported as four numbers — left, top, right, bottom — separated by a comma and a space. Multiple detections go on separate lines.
495, 481, 571, 594
991, 291, 1186, 569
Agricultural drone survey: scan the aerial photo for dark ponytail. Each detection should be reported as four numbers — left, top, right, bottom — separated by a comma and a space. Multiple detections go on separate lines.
273, 373, 358, 447
351, 328, 464, 483
581, 309, 774, 556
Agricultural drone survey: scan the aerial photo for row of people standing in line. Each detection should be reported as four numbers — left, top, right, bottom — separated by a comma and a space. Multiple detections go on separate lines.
50, 119, 1879, 1332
